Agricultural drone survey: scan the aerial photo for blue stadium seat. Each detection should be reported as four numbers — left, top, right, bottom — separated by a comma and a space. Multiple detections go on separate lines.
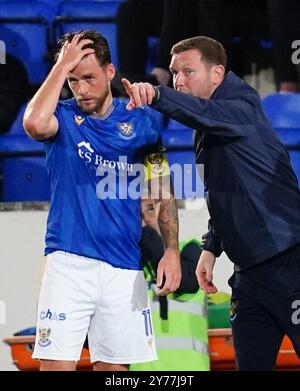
0, 1, 55, 85
164, 118, 194, 145
262, 93, 300, 184
1, 156, 50, 202
161, 123, 203, 199
0, 0, 63, 11
0, 103, 50, 202
55, 1, 122, 66
145, 36, 159, 74
0, 103, 46, 153
166, 149, 204, 200
7, 104, 27, 136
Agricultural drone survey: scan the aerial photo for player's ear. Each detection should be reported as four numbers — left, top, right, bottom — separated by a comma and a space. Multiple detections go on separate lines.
106, 63, 115, 82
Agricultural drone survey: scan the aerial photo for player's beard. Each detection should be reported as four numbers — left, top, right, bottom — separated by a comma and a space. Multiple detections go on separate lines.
77, 85, 110, 115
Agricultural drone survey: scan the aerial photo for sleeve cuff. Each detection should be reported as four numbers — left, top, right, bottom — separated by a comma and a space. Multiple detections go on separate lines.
153, 85, 161, 103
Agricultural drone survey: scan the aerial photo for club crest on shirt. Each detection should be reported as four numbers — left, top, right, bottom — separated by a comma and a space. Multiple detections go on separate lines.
38, 328, 52, 347
75, 115, 85, 125
116, 122, 135, 139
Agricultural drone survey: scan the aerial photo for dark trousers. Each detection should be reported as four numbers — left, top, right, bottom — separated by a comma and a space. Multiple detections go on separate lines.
228, 243, 300, 371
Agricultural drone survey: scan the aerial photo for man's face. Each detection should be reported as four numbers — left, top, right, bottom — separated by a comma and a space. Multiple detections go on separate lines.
170, 49, 220, 99
67, 53, 115, 115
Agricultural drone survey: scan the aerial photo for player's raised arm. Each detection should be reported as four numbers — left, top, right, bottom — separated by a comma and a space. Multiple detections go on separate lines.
23, 35, 95, 140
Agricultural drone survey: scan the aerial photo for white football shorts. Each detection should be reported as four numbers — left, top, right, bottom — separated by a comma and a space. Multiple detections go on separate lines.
32, 251, 157, 364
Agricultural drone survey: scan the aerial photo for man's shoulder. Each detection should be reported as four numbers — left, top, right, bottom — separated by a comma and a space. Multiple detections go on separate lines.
57, 98, 77, 110
54, 98, 81, 122
217, 71, 260, 103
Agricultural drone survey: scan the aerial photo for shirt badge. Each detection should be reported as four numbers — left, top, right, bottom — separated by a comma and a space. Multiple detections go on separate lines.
116, 122, 135, 138
75, 115, 85, 125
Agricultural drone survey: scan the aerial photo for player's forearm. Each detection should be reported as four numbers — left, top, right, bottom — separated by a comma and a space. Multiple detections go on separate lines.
157, 197, 179, 251
24, 63, 68, 133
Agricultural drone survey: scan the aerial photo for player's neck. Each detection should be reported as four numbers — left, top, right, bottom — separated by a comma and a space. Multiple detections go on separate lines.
92, 94, 114, 118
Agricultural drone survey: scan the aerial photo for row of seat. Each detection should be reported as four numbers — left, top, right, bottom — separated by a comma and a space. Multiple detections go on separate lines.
0, 1, 126, 84
1, 93, 300, 202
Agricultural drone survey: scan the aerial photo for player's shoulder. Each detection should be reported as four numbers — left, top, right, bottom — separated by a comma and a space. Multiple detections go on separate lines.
56, 98, 78, 114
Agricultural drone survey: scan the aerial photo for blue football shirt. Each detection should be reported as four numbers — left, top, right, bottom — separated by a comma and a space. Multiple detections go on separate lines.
43, 98, 164, 270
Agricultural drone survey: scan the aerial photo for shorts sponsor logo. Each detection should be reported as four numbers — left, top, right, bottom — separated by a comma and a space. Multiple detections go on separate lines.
38, 328, 51, 347
40, 308, 66, 321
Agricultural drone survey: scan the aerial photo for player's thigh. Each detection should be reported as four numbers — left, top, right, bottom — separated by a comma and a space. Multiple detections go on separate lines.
89, 265, 157, 364
33, 251, 99, 361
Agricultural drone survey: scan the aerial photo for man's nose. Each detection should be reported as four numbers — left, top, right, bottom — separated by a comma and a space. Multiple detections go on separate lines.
78, 80, 88, 95
174, 72, 184, 89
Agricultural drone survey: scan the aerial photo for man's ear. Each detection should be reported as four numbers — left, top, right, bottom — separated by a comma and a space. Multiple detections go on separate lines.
212, 64, 225, 86
106, 63, 115, 81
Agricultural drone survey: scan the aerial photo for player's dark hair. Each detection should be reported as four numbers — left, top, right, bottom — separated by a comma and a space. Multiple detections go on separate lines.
55, 30, 111, 66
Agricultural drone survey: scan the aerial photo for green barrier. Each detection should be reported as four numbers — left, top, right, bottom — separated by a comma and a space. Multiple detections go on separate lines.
207, 301, 231, 329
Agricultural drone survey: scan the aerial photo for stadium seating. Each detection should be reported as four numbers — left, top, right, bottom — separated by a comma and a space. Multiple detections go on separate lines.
262, 93, 300, 185
55, 1, 121, 66
162, 119, 204, 199
0, 104, 50, 202
1, 156, 50, 202
0, 1, 56, 85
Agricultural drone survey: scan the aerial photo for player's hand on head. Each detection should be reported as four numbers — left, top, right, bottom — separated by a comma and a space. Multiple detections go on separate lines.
56, 34, 95, 72
122, 78, 156, 111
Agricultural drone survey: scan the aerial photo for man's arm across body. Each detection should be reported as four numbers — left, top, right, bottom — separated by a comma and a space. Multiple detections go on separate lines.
122, 78, 254, 138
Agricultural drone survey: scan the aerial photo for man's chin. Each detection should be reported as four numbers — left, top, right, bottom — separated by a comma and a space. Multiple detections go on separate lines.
78, 103, 96, 114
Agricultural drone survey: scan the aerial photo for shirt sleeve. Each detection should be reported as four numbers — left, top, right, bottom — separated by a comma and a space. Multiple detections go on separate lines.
152, 85, 256, 138
43, 102, 62, 144
201, 219, 223, 257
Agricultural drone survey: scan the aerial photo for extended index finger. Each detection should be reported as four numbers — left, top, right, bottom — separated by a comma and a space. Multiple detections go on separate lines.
121, 78, 133, 96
